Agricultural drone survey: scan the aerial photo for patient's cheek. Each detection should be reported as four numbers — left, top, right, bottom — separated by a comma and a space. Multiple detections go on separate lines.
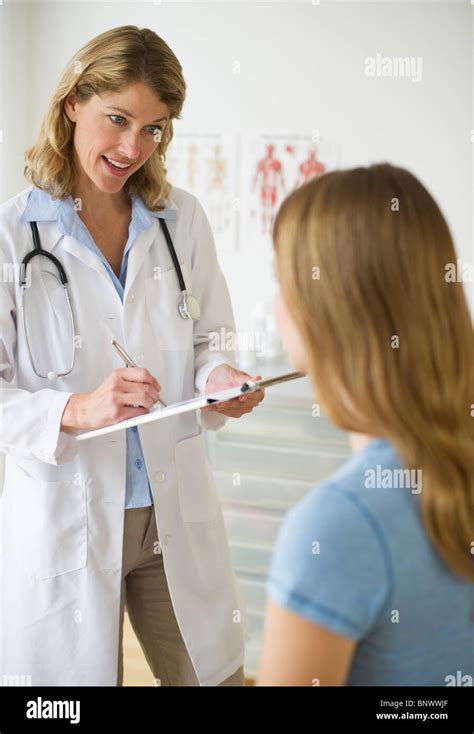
274, 290, 308, 372
287, 337, 308, 372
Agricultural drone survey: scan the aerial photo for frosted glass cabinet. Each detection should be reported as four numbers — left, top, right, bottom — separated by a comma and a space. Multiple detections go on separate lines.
204, 360, 352, 678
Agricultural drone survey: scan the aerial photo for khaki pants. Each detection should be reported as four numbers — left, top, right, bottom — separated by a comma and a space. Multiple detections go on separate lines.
117, 506, 244, 686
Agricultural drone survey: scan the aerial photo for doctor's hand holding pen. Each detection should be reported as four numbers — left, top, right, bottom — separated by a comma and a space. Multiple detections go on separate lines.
60, 366, 163, 434
60, 339, 265, 433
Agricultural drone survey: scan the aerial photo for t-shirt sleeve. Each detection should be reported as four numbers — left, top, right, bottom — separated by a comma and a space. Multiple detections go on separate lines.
266, 482, 392, 640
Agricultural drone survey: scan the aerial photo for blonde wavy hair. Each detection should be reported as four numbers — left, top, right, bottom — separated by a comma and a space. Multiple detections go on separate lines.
273, 163, 474, 581
24, 25, 186, 211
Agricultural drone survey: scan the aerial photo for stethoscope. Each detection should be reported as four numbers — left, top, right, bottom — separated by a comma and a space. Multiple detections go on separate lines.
20, 218, 201, 380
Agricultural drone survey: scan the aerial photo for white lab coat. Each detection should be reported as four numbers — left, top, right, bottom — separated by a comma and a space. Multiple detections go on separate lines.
0, 185, 246, 686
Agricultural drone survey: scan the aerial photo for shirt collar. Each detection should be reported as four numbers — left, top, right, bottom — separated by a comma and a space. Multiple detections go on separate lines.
18, 185, 179, 226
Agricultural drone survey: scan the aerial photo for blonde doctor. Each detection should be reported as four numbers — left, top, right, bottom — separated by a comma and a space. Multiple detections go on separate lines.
0, 25, 264, 686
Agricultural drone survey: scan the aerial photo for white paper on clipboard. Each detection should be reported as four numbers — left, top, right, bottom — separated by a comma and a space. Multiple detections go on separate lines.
75, 371, 305, 442
75, 384, 250, 441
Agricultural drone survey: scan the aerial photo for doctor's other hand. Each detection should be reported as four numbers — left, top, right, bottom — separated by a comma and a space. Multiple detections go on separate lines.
201, 364, 265, 418
60, 368, 162, 433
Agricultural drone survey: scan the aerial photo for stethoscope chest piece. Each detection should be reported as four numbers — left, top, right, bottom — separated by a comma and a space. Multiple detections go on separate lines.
179, 292, 201, 321
158, 217, 200, 321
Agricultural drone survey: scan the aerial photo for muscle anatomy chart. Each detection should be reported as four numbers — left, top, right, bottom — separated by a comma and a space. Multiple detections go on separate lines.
242, 134, 338, 246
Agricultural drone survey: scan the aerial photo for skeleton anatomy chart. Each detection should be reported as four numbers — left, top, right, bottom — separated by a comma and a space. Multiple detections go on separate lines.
166, 133, 338, 251
165, 132, 239, 251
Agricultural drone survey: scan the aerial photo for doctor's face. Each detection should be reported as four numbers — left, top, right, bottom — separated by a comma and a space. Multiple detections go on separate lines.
64, 80, 170, 195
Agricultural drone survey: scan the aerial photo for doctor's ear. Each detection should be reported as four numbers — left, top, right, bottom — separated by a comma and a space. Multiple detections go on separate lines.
64, 91, 79, 123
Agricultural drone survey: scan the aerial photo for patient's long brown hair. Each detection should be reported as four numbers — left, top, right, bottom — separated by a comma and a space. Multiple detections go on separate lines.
273, 163, 474, 581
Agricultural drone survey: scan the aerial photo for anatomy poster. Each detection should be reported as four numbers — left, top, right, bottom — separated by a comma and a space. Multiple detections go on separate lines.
241, 134, 339, 246
165, 132, 239, 251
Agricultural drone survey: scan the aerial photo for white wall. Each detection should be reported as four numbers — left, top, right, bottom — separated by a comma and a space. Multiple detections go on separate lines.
1, 0, 473, 329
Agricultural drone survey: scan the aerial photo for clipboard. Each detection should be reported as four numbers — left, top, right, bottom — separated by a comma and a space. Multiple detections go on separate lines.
76, 370, 305, 441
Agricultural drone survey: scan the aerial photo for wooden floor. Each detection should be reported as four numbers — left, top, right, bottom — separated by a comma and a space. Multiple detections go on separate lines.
122, 612, 156, 686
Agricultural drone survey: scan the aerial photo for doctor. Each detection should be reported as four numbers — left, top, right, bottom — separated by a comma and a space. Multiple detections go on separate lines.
0, 25, 264, 686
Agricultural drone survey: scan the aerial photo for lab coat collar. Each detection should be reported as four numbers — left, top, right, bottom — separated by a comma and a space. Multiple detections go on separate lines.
18, 185, 179, 254
18, 186, 179, 298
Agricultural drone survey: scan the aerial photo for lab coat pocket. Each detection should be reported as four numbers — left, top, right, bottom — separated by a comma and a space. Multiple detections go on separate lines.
174, 433, 219, 522
15, 464, 87, 579
145, 272, 193, 354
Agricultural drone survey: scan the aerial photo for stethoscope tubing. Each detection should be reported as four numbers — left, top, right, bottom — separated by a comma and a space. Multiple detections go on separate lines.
20, 216, 197, 379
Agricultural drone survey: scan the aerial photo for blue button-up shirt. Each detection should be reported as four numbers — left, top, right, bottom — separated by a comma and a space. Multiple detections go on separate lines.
19, 186, 177, 508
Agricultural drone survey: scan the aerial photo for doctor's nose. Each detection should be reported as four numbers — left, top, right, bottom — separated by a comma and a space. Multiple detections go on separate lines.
118, 136, 141, 163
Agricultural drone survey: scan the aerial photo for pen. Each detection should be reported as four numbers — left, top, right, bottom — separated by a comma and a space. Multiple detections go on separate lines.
111, 339, 167, 409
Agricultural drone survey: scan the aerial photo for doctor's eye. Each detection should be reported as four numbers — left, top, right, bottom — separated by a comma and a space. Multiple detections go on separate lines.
147, 125, 163, 137
108, 115, 126, 126
108, 115, 162, 137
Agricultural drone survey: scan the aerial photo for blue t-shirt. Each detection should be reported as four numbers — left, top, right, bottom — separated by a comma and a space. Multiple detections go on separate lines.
267, 438, 474, 686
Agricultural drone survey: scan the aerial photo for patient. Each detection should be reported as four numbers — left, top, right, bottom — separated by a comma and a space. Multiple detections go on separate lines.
257, 163, 474, 686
